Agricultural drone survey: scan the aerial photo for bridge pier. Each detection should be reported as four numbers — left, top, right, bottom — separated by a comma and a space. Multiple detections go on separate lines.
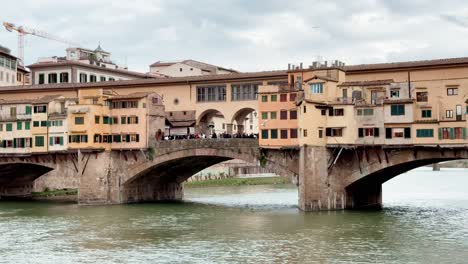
298, 145, 346, 211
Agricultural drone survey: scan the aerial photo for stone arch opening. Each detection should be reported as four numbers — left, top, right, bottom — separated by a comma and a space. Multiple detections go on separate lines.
196, 109, 226, 136
345, 157, 464, 209
0, 163, 54, 199
231, 107, 257, 135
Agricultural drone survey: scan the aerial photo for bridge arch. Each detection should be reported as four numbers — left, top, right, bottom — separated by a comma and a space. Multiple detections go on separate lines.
116, 139, 297, 203
0, 162, 54, 198
337, 147, 468, 209
196, 109, 227, 135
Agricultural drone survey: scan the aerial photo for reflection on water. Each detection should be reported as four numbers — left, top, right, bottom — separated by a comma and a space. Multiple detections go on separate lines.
0, 168, 467, 263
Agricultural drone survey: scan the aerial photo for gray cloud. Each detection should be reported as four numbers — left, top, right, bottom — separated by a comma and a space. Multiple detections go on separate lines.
1, 0, 468, 72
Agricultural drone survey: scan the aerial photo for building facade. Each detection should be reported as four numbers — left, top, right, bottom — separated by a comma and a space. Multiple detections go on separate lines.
149, 59, 237, 77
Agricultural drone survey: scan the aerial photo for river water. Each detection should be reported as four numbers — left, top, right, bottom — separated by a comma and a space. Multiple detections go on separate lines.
0, 168, 467, 263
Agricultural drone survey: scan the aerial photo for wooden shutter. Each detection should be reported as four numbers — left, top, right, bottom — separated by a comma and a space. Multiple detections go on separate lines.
374, 128, 380, 137
404, 127, 411, 138
386, 128, 392, 139
358, 128, 364, 138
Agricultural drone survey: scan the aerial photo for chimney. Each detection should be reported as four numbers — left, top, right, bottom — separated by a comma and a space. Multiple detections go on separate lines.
288, 63, 291, 70
300, 62, 303, 69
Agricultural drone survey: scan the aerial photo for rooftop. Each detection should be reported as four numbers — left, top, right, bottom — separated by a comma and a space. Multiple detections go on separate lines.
150, 59, 238, 73
344, 57, 468, 72
338, 79, 394, 87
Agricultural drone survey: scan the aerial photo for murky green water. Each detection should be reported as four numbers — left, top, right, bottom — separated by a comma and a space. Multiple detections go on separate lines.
0, 168, 468, 263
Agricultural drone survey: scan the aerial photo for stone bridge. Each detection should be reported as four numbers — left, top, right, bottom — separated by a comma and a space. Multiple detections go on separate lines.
78, 139, 299, 204
0, 141, 467, 211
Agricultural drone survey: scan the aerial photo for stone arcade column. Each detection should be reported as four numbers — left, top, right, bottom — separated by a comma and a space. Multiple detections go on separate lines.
298, 145, 347, 211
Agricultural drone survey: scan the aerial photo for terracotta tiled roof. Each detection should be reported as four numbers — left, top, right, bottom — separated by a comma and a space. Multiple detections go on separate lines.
27, 60, 152, 78
383, 98, 414, 104
109, 92, 155, 100
0, 70, 288, 93
344, 57, 468, 72
304, 75, 338, 83
338, 79, 394, 87
150, 59, 238, 73
166, 110, 196, 127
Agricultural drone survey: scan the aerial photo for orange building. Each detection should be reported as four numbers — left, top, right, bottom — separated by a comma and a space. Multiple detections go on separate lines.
258, 82, 299, 148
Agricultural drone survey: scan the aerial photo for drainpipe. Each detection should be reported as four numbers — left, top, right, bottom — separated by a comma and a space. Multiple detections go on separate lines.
407, 71, 411, 98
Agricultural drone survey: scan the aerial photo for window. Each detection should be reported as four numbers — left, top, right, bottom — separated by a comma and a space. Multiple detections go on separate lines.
290, 93, 297, 101
261, 95, 268, 102
196, 86, 226, 102
280, 94, 287, 102
41, 121, 47, 127
25, 106, 32, 115
333, 109, 344, 116
112, 116, 118, 124
60, 72, 69, 83
25, 121, 30, 130
390, 105, 405, 116
38, 73, 45, 84
261, 129, 268, 139
121, 116, 127, 124
95, 116, 100, 124
69, 135, 88, 143
49, 136, 64, 146
90, 75, 97, 82
100, 76, 106, 82
10, 107, 16, 117
6, 123, 12, 131
103, 116, 110, 124
417, 129, 434, 138
357, 108, 374, 116
75, 117, 84, 125
79, 73, 87, 83
303, 129, 308, 137
446, 110, 453, 118
318, 129, 323, 138
270, 112, 277, 119
421, 110, 432, 118
35, 136, 45, 147
179, 68, 183, 72
358, 128, 379, 137
271, 94, 277, 102
280, 129, 288, 139
128, 116, 139, 124
310, 83, 323, 94
33, 105, 47, 113
303, 105, 307, 113
109, 77, 115, 81
290, 129, 298, 138
321, 109, 326, 116
271, 129, 278, 139
280, 110, 288, 120
390, 90, 400, 98
325, 128, 343, 137
416, 92, 428, 102
231, 83, 258, 101
447, 87, 458, 96
16, 121, 22, 130
393, 128, 404, 138
290, 110, 297, 119
454, 127, 465, 139
48, 73, 57, 84
261, 112, 268, 120
33, 121, 40, 127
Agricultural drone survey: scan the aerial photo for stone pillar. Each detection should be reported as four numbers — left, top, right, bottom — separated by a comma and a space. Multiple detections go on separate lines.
226, 123, 234, 135
78, 151, 115, 204
299, 145, 346, 211
236, 124, 244, 134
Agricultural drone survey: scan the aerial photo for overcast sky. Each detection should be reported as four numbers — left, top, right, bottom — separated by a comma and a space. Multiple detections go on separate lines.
2, 0, 468, 73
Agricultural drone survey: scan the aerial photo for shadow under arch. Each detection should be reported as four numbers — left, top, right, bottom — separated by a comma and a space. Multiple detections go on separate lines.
0, 163, 54, 198
346, 157, 464, 209
196, 109, 226, 135
231, 107, 256, 134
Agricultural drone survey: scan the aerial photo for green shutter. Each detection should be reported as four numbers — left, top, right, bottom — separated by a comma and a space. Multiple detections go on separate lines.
25, 106, 32, 114
449, 128, 455, 139
49, 137, 53, 146
438, 128, 442, 140
462, 127, 467, 140
135, 117, 139, 124
13, 139, 17, 148
126, 134, 130, 142
60, 137, 64, 146
25, 121, 30, 130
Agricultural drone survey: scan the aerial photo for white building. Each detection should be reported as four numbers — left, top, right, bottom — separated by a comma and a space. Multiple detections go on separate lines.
149, 59, 237, 77
0, 45, 18, 86
28, 45, 154, 85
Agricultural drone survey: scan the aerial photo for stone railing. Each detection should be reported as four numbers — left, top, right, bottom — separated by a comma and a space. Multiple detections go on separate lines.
151, 138, 259, 156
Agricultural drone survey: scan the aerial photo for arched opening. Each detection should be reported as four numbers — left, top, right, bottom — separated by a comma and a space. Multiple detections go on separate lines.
0, 163, 53, 199
123, 155, 233, 203
231, 107, 257, 136
196, 109, 226, 137
346, 158, 464, 209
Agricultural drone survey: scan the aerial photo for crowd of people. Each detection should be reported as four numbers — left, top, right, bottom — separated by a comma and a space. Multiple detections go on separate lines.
163, 132, 258, 141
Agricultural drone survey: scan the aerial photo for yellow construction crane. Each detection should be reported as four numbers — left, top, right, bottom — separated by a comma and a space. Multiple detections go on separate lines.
3, 21, 80, 64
